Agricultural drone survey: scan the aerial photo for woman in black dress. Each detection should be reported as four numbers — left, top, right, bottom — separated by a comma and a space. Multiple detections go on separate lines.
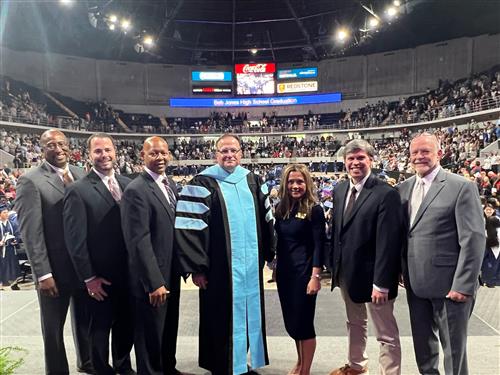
275, 164, 325, 375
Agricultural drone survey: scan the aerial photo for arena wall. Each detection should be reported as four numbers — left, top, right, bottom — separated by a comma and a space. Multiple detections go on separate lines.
1, 33, 498, 116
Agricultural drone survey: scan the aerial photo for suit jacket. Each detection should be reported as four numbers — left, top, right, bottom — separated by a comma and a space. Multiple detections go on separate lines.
63, 170, 131, 286
14, 161, 86, 291
331, 174, 403, 303
398, 168, 485, 298
121, 171, 178, 298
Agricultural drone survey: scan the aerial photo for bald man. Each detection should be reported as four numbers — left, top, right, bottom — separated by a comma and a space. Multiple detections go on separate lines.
121, 137, 183, 375
15, 129, 92, 374
398, 133, 485, 375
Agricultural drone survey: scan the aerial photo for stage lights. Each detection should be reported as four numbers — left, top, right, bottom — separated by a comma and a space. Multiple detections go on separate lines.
369, 17, 380, 29
386, 6, 398, 19
121, 19, 131, 31
336, 28, 349, 43
59, 0, 73, 6
109, 14, 118, 23
250, 48, 258, 55
109, 24, 115, 31
143, 35, 154, 47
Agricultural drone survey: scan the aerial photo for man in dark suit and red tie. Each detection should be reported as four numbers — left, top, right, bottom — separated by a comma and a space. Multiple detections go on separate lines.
121, 136, 183, 375
15, 129, 92, 375
329, 139, 403, 375
63, 133, 135, 375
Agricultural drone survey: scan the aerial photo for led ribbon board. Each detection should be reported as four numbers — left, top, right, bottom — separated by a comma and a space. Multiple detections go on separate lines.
170, 92, 342, 108
277, 67, 318, 79
191, 71, 232, 81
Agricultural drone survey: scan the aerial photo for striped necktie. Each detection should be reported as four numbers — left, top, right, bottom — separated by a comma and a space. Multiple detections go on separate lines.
162, 178, 177, 211
108, 178, 122, 202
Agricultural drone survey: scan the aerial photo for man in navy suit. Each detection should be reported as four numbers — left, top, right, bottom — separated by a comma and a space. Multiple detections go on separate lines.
330, 139, 403, 375
63, 133, 135, 375
121, 137, 182, 375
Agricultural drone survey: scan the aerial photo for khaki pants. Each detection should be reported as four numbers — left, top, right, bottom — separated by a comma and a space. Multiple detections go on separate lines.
340, 286, 402, 375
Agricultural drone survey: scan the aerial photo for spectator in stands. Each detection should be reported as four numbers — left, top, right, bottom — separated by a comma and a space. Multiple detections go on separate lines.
482, 202, 500, 287
0, 202, 21, 290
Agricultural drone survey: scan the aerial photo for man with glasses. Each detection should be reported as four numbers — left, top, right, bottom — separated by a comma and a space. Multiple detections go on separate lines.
15, 129, 92, 375
175, 134, 276, 375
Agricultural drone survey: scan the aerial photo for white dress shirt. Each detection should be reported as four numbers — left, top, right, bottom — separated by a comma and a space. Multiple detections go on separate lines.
144, 167, 175, 207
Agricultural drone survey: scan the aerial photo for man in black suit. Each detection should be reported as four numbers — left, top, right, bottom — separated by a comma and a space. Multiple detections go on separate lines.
15, 129, 92, 375
63, 133, 135, 375
329, 139, 403, 375
121, 136, 182, 375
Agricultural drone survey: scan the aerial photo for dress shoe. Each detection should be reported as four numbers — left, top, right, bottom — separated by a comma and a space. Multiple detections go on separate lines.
116, 370, 137, 375
76, 367, 95, 374
329, 364, 368, 375
165, 369, 186, 375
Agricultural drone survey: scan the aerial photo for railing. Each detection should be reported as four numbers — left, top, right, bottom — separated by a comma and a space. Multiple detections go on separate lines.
1, 96, 499, 137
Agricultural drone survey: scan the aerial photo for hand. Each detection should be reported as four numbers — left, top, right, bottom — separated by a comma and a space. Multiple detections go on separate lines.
86, 277, 112, 302
149, 285, 169, 307
39, 277, 59, 298
0, 241, 4, 247
446, 290, 470, 302
192, 273, 208, 289
306, 277, 321, 295
371, 288, 389, 304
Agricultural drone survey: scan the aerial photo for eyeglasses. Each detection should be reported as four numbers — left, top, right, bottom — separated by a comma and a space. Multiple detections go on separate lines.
44, 141, 69, 150
216, 148, 241, 155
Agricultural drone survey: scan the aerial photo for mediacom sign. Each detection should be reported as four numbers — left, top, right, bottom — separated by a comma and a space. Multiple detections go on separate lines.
277, 81, 318, 93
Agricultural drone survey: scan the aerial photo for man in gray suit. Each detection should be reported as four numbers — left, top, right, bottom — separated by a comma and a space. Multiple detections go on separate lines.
15, 129, 92, 375
398, 133, 485, 375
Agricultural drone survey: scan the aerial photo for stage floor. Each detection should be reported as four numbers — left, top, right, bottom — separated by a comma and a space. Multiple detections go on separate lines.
1, 272, 498, 375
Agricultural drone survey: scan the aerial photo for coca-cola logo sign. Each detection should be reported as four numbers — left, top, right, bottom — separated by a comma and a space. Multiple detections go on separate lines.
235, 63, 276, 74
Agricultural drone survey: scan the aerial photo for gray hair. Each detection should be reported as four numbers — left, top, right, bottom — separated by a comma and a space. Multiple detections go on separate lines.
343, 139, 375, 159
411, 132, 441, 150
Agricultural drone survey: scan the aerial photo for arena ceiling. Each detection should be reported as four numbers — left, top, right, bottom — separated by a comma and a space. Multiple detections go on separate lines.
1, 0, 499, 65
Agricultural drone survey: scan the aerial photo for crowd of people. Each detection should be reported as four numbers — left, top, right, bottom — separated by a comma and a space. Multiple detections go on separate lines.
2, 65, 499, 137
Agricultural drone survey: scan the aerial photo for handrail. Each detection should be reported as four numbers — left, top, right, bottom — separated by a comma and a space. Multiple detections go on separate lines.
0, 96, 499, 138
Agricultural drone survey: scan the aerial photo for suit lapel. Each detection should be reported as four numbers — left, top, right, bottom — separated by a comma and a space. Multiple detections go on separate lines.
335, 181, 348, 230
142, 172, 175, 222
342, 176, 374, 228
410, 169, 446, 231
41, 162, 65, 194
88, 170, 115, 207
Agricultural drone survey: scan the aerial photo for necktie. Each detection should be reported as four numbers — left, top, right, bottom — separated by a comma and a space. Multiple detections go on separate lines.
344, 186, 357, 218
162, 178, 177, 211
410, 180, 425, 224
62, 170, 73, 187
108, 178, 121, 202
